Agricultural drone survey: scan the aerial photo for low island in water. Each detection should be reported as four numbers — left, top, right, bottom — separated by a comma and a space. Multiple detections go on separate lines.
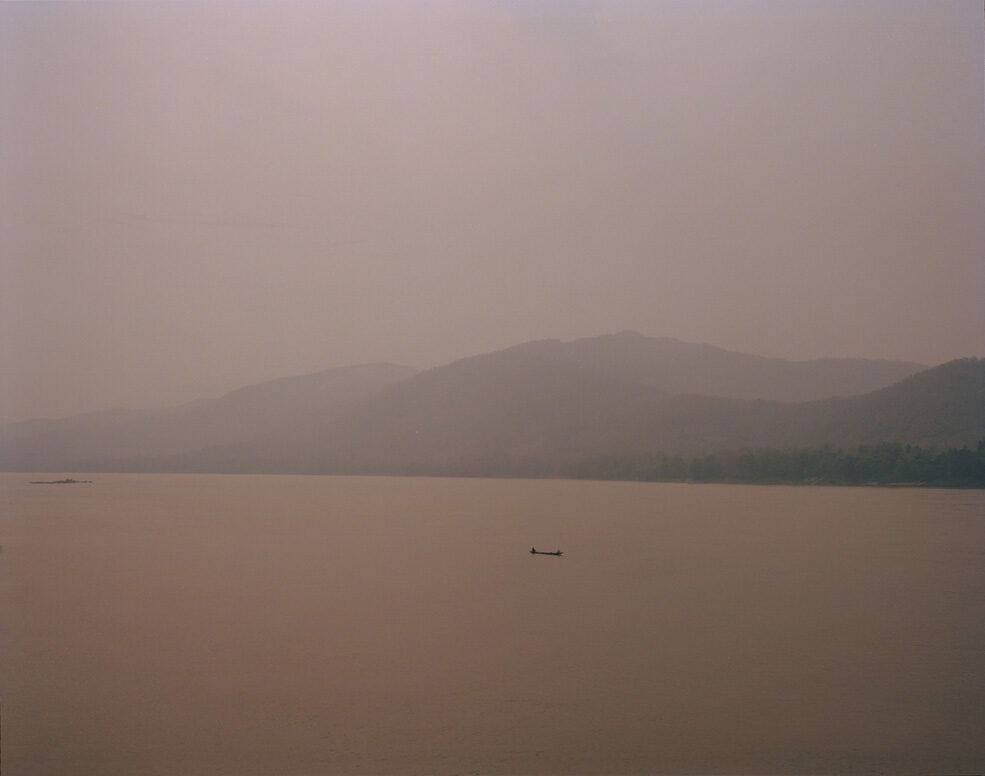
29, 478, 92, 485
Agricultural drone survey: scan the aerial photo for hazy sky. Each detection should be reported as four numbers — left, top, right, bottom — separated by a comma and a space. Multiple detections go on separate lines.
2, 0, 983, 422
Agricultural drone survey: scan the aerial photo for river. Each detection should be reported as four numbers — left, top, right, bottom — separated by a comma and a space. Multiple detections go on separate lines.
2, 473, 983, 774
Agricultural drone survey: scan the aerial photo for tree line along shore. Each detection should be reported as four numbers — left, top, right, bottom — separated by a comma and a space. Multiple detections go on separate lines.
568, 440, 985, 488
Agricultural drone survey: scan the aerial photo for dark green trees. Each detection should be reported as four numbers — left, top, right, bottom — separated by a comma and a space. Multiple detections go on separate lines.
572, 440, 985, 487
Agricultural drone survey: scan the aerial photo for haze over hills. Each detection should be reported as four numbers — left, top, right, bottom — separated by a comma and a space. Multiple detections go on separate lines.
541, 331, 924, 401
1, 332, 979, 477
0, 363, 414, 472
193, 345, 976, 477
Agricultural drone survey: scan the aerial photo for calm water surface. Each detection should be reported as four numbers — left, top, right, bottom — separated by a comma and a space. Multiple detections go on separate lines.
2, 474, 983, 775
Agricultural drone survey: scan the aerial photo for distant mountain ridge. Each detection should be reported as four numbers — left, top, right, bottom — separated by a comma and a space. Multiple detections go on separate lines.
1, 332, 977, 476
540, 330, 925, 401
199, 345, 969, 477
0, 363, 415, 471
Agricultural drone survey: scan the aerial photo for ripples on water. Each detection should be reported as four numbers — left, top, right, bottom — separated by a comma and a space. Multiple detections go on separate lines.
2, 474, 983, 774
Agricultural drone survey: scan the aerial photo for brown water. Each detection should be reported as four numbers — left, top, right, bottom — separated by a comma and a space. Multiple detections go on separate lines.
2, 474, 983, 775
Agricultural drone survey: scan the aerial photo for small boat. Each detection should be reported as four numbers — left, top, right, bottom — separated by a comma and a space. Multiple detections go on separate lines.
29, 478, 92, 484
529, 547, 563, 556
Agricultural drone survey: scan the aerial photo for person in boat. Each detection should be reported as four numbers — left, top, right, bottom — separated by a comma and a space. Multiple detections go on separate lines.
530, 547, 536, 553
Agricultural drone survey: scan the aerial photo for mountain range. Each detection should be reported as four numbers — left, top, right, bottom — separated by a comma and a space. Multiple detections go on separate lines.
2, 331, 982, 476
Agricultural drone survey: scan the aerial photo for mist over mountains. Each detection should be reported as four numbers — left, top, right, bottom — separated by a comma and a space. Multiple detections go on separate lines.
2, 332, 981, 477
0, 363, 414, 472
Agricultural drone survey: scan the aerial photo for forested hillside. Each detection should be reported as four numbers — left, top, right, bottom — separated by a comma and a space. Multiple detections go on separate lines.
175, 356, 984, 477
0, 335, 979, 480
